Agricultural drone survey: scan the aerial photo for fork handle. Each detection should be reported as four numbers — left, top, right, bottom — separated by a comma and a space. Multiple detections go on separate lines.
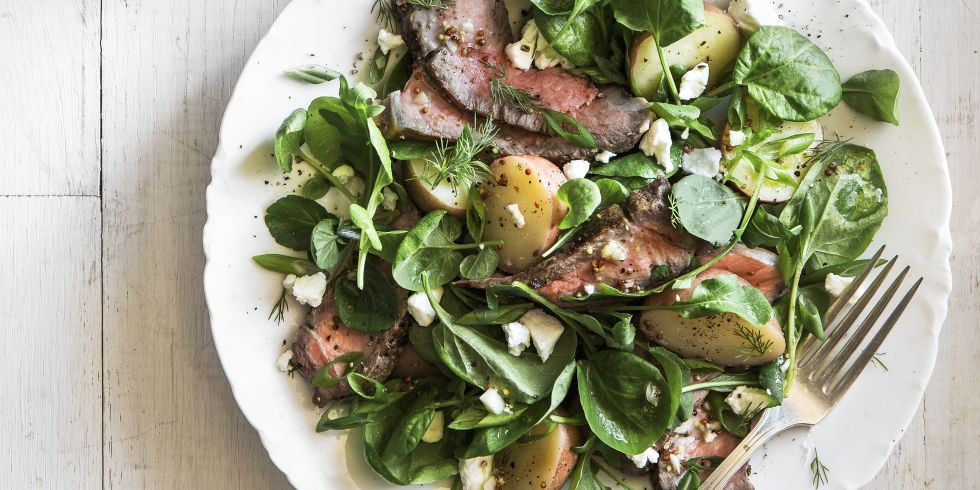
698, 409, 789, 490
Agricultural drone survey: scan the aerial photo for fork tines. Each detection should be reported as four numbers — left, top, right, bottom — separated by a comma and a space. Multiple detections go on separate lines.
798, 245, 924, 397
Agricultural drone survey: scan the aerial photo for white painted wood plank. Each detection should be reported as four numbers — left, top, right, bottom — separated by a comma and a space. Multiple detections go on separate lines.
0, 196, 101, 488
0, 0, 100, 196
865, 0, 980, 488
100, 0, 292, 488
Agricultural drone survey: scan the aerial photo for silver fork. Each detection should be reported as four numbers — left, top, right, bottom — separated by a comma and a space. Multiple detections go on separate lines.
699, 246, 923, 490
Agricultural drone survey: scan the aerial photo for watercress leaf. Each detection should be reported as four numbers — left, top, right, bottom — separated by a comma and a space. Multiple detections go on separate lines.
310, 219, 342, 270
274, 109, 307, 172
381, 52, 413, 98
285, 64, 342, 84
558, 178, 602, 229
577, 351, 673, 455
334, 264, 400, 332
303, 97, 346, 166
252, 254, 322, 275
590, 152, 667, 179
671, 175, 744, 246
610, 0, 705, 46
389, 139, 437, 161
264, 195, 329, 250
459, 247, 499, 280
734, 26, 842, 122
541, 109, 598, 148
779, 144, 888, 269
393, 211, 465, 291
842, 69, 901, 125
659, 273, 775, 325
300, 175, 330, 199
368, 230, 408, 263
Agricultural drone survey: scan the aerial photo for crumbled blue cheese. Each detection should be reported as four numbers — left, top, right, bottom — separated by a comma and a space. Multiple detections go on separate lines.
601, 240, 629, 261
459, 456, 496, 490
276, 350, 294, 373
422, 411, 445, 443
286, 272, 328, 307
562, 160, 591, 180
678, 63, 710, 101
480, 388, 508, 415
725, 386, 773, 415
681, 148, 723, 178
407, 287, 443, 327
332, 164, 356, 183
505, 20, 538, 70
381, 187, 399, 211
377, 28, 405, 55
640, 119, 674, 172
583, 284, 596, 295
505, 203, 526, 229
502, 321, 532, 357
729, 129, 747, 147
533, 40, 573, 70
629, 447, 661, 468
595, 150, 617, 164
825, 273, 864, 304
520, 309, 565, 362
728, 0, 785, 33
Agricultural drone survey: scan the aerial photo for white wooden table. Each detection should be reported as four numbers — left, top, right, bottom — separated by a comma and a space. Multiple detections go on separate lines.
1, 0, 975, 488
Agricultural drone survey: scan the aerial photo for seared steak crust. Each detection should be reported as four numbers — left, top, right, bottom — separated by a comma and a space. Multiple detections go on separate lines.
459, 179, 698, 302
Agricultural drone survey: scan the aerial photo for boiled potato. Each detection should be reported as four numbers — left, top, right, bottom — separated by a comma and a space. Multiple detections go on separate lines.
629, 4, 741, 99
403, 159, 470, 218
639, 269, 785, 366
482, 155, 567, 273
496, 415, 581, 490
722, 102, 825, 203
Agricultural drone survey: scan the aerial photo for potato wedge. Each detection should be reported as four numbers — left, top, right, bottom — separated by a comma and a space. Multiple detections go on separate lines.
630, 4, 741, 99
482, 155, 567, 273
403, 158, 470, 218
639, 269, 785, 366
722, 103, 825, 203
496, 415, 581, 490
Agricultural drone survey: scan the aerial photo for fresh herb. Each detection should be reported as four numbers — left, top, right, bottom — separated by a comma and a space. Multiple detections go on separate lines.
252, 254, 322, 275
577, 350, 673, 454
269, 287, 289, 323
871, 352, 889, 371
274, 109, 307, 172
733, 323, 776, 358
733, 26, 842, 121
367, 46, 391, 84
842, 69, 901, 125
284, 64, 342, 84
334, 262, 400, 332
423, 121, 498, 191
264, 195, 330, 251
557, 178, 602, 229
371, 0, 395, 28
810, 450, 830, 488
671, 175, 745, 247
393, 211, 501, 291
650, 102, 715, 140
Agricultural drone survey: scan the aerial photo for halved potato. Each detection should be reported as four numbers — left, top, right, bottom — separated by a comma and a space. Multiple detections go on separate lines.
722, 102, 825, 203
496, 414, 581, 490
629, 4, 741, 99
404, 158, 470, 218
639, 269, 785, 366
482, 155, 567, 273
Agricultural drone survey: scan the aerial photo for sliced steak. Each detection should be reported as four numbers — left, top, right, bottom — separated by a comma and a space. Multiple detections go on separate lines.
459, 179, 698, 303
291, 286, 409, 406
655, 407, 754, 490
383, 70, 598, 162
697, 244, 785, 301
395, 0, 511, 60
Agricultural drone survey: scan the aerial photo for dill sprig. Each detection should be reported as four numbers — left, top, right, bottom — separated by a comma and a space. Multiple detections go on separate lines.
371, 0, 394, 29
871, 352, 889, 371
423, 120, 499, 191
810, 450, 830, 488
485, 62, 539, 114
733, 324, 775, 359
269, 287, 289, 324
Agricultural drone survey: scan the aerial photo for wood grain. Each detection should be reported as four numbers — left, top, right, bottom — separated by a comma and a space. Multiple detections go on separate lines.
0, 197, 102, 488
0, 0, 101, 196
865, 0, 980, 487
99, 0, 291, 488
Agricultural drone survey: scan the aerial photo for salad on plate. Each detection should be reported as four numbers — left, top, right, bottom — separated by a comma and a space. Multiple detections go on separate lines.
253, 0, 901, 488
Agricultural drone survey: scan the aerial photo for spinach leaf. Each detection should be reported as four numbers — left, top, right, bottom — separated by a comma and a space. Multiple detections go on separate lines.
577, 351, 673, 455
392, 211, 464, 292
590, 152, 667, 179
456, 303, 534, 326
779, 144, 888, 269
652, 273, 774, 325
842, 69, 901, 125
558, 178, 602, 229
252, 254, 322, 275
759, 358, 785, 403
734, 26, 842, 122
610, 0, 705, 46
647, 345, 690, 427
311, 219, 342, 270
449, 404, 525, 430
459, 247, 499, 280
274, 109, 307, 172
534, 7, 607, 67
284, 64, 341, 84
742, 205, 801, 248
464, 362, 575, 457
531, 0, 575, 15
334, 263, 400, 332
264, 195, 329, 251
799, 258, 884, 287
671, 175, 744, 247
466, 190, 488, 242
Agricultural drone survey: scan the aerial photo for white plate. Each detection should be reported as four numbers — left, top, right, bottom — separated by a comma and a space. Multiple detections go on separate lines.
203, 1, 952, 488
